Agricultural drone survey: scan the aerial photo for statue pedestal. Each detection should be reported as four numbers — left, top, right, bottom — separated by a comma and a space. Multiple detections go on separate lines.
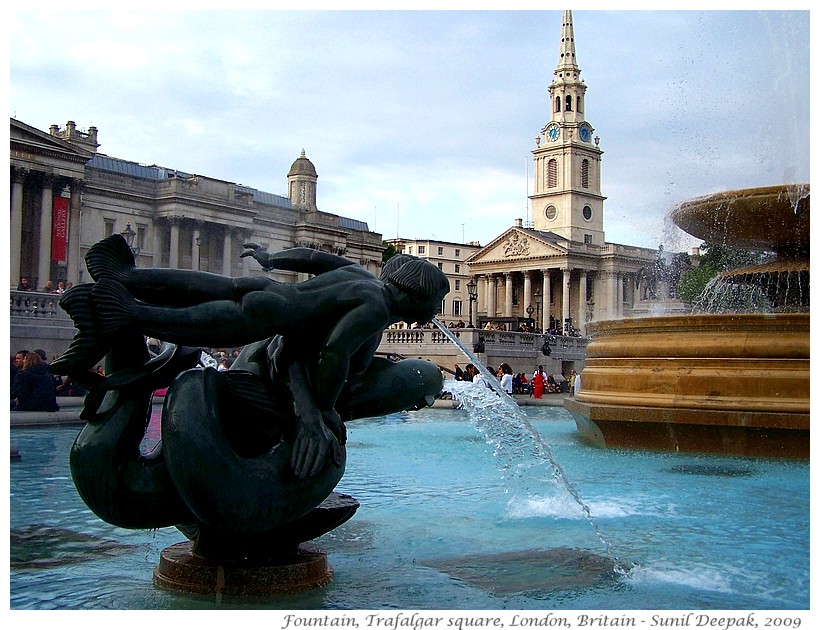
153, 541, 333, 596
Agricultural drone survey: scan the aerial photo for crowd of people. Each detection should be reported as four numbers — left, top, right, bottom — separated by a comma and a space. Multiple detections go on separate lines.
16, 278, 72, 294
452, 362, 578, 398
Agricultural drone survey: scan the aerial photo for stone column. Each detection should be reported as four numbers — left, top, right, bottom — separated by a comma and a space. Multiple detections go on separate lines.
222, 227, 233, 276
562, 267, 571, 334
612, 271, 621, 318
523, 270, 532, 317
486, 274, 497, 321
10, 168, 26, 286
579, 271, 588, 335
153, 221, 163, 268
504, 272, 514, 317
192, 222, 203, 271
66, 180, 83, 286
241, 231, 254, 275
37, 175, 55, 288
168, 217, 181, 269
542, 270, 551, 332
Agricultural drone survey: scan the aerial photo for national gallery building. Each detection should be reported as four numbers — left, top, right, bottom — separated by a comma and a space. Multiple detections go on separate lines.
10, 118, 384, 291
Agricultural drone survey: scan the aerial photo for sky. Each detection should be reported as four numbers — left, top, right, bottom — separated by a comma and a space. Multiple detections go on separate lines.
7, 4, 811, 251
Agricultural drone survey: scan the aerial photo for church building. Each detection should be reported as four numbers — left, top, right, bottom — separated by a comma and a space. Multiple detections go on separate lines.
466, 11, 658, 335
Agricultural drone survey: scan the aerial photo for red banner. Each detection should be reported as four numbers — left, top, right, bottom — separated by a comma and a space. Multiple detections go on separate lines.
51, 197, 69, 262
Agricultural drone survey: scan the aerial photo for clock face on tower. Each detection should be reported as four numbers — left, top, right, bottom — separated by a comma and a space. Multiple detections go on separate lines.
579, 123, 592, 142
545, 123, 560, 142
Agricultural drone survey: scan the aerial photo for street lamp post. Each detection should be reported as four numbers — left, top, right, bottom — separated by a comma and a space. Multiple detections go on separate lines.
533, 285, 542, 331
467, 278, 478, 328
195, 236, 202, 271
120, 223, 140, 258
526, 303, 534, 328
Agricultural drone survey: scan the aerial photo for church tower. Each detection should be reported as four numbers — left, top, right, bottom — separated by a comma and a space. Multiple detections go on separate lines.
530, 10, 606, 245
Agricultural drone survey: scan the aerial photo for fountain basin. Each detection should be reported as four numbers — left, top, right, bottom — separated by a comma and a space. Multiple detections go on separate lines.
565, 313, 809, 458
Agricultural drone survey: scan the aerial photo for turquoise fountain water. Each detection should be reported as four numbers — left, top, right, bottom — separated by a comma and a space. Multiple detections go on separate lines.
10, 407, 809, 609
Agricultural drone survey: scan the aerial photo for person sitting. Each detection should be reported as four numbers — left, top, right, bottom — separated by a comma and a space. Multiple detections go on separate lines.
16, 278, 33, 292
512, 372, 523, 394
11, 352, 59, 411
55, 376, 88, 397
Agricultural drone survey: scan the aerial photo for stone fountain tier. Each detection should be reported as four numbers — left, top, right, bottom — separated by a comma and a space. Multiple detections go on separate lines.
564, 313, 809, 458
670, 184, 809, 258
566, 184, 810, 458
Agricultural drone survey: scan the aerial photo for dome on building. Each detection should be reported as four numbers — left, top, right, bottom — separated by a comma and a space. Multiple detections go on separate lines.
287, 149, 317, 178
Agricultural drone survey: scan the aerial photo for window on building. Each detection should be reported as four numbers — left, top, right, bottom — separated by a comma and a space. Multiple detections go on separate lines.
547, 159, 558, 188
455, 248, 461, 257
581, 159, 590, 188
438, 262, 443, 270
455, 264, 461, 273
545, 205, 558, 220
453, 300, 462, 316
577, 95, 583, 112
437, 246, 444, 256
554, 96, 561, 113
455, 279, 461, 291
565, 95, 573, 111
418, 245, 426, 254
137, 225, 147, 250
104, 220, 115, 238
584, 234, 593, 244
583, 205, 592, 221
407, 246, 413, 254
438, 300, 444, 315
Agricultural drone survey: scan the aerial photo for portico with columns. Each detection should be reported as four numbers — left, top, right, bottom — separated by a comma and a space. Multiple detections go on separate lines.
467, 223, 649, 335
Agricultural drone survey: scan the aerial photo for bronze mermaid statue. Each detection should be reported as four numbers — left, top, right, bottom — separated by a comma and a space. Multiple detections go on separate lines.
52, 234, 448, 560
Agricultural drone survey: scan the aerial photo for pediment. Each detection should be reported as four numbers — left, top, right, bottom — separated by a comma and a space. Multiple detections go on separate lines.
11, 118, 95, 160
466, 228, 567, 266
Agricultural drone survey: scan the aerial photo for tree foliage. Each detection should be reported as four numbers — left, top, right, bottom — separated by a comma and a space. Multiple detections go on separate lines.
382, 241, 399, 263
676, 243, 770, 303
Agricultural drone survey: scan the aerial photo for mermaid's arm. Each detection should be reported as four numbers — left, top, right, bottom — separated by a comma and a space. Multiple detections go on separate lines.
241, 245, 356, 275
287, 359, 343, 478
313, 303, 388, 412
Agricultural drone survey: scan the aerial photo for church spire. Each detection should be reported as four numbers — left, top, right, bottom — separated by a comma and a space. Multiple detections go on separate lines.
556, 10, 580, 75
548, 9, 586, 126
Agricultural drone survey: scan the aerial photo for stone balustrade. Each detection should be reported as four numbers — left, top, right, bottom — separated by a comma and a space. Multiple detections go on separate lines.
9, 289, 590, 373
379, 326, 588, 372
10, 290, 71, 319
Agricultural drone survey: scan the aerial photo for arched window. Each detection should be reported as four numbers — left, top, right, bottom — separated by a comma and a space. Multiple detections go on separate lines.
547, 159, 558, 188
565, 95, 573, 112
554, 96, 561, 113
581, 159, 590, 188
577, 95, 583, 112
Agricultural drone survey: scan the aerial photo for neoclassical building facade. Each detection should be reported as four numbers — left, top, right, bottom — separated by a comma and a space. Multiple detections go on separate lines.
466, 11, 658, 335
10, 119, 384, 290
